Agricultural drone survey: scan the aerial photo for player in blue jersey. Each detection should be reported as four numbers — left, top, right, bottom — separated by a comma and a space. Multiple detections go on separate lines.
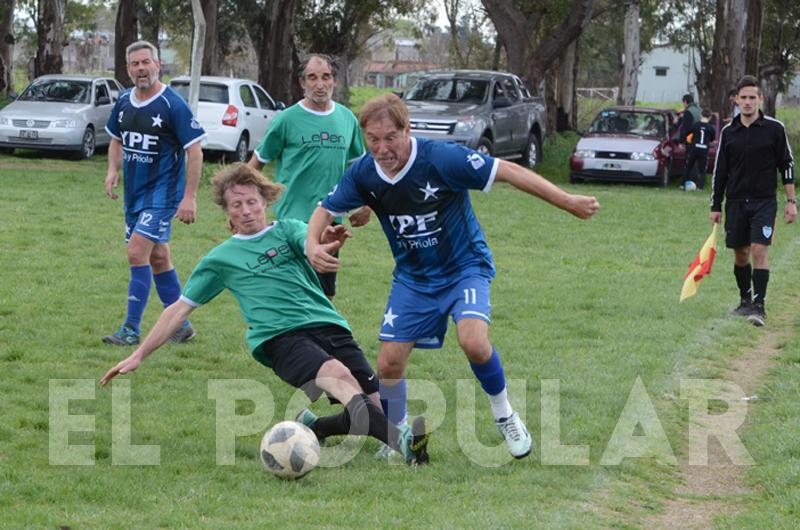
102, 40, 206, 346
307, 94, 600, 459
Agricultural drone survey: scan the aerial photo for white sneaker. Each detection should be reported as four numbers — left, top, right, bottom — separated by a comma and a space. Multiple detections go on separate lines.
496, 411, 533, 459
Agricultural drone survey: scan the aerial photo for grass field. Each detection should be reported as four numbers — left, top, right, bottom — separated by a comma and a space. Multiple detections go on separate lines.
1, 125, 799, 528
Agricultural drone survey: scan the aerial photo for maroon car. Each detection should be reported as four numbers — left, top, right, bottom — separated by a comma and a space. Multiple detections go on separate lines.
570, 106, 721, 186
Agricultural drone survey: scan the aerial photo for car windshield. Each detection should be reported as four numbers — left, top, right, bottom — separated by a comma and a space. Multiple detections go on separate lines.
20, 80, 91, 104
170, 81, 229, 104
405, 79, 488, 103
589, 110, 666, 137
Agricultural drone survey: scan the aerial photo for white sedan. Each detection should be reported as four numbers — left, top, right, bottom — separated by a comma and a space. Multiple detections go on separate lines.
170, 76, 284, 162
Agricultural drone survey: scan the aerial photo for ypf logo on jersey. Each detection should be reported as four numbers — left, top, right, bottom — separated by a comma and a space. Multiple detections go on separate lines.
389, 212, 441, 250
467, 153, 485, 170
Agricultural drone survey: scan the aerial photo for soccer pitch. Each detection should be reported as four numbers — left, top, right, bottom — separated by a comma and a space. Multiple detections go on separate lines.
1, 149, 799, 528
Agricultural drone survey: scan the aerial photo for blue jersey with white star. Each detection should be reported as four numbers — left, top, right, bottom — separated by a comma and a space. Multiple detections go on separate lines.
322, 137, 499, 289
106, 85, 206, 213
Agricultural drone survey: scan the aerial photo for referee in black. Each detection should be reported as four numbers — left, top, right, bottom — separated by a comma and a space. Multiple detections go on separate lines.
710, 75, 796, 326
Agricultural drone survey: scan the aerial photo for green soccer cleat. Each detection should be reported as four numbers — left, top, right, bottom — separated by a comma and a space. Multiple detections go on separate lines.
399, 416, 430, 465
102, 324, 140, 346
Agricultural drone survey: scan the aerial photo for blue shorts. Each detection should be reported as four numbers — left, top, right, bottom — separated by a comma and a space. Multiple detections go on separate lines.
124, 208, 177, 244
379, 275, 492, 349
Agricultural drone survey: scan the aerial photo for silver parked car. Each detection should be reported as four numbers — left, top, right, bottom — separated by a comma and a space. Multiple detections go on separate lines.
169, 76, 284, 162
0, 74, 124, 159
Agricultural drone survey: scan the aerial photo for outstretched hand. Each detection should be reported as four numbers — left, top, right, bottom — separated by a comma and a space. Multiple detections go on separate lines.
320, 224, 352, 245
100, 354, 142, 386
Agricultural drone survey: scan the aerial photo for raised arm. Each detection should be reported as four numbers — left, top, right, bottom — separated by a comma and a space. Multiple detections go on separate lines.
494, 160, 600, 219
100, 300, 195, 385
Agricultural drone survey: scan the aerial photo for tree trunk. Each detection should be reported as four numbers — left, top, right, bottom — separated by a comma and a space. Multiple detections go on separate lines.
115, 0, 139, 87
264, 0, 295, 104
35, 0, 67, 77
759, 70, 779, 117
547, 39, 579, 133
0, 0, 14, 93
201, 0, 218, 75
138, 0, 161, 58
482, 0, 593, 94
710, 0, 748, 120
619, 0, 640, 106
744, 0, 763, 76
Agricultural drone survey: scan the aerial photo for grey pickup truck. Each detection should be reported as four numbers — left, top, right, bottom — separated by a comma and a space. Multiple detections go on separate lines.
402, 70, 545, 167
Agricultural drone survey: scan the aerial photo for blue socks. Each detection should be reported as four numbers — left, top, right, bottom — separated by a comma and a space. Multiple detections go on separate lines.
379, 378, 408, 426
125, 265, 152, 333
470, 348, 506, 396
154, 268, 182, 307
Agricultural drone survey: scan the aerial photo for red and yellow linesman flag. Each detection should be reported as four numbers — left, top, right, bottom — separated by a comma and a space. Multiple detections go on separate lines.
680, 223, 719, 301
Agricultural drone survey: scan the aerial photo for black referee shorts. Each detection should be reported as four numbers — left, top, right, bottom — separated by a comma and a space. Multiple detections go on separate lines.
254, 324, 378, 401
724, 198, 777, 248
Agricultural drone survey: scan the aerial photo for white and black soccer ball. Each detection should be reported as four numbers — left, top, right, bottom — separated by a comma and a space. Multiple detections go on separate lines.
260, 421, 320, 480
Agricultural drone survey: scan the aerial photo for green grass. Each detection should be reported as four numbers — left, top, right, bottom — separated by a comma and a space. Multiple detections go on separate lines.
1, 127, 800, 528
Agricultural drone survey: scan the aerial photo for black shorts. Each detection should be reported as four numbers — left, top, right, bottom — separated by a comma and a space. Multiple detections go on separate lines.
254, 324, 378, 401
316, 270, 337, 297
724, 198, 777, 248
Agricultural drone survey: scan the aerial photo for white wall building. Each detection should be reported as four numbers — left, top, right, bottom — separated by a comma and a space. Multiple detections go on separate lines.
637, 46, 697, 103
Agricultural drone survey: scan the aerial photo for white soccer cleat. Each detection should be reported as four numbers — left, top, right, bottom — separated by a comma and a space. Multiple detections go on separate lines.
496, 411, 533, 459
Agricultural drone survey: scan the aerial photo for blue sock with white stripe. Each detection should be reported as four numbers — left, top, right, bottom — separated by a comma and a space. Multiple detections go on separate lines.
125, 265, 152, 333
470, 348, 513, 420
379, 378, 408, 426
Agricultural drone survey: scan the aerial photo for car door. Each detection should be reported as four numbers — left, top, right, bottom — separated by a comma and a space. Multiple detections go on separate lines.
251, 83, 278, 149
238, 83, 261, 148
92, 81, 113, 145
489, 80, 512, 154
503, 77, 528, 152
666, 110, 687, 175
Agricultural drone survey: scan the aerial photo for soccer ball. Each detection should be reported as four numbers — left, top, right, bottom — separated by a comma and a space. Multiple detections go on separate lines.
260, 421, 320, 480
684, 181, 697, 191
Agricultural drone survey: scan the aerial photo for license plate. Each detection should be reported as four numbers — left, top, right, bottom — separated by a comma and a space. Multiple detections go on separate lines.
20, 130, 38, 139
603, 162, 622, 170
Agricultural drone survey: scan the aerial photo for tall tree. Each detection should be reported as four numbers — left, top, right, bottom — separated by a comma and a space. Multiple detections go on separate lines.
619, 0, 640, 105
115, 0, 138, 86
35, 0, 67, 76
758, 0, 800, 116
138, 0, 162, 57
200, 0, 218, 75
709, 0, 748, 117
296, 0, 418, 106
0, 0, 14, 93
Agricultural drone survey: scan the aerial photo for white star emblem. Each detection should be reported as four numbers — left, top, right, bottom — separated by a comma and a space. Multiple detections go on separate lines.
419, 181, 439, 201
151, 114, 163, 128
383, 308, 398, 327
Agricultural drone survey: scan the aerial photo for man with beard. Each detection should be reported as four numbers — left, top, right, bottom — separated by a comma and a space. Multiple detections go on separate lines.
102, 40, 206, 346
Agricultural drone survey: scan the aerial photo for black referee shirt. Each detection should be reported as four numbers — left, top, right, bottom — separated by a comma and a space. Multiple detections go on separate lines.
710, 111, 795, 212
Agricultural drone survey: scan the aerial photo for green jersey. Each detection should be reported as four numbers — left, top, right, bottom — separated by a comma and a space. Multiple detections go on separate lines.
181, 219, 350, 364
254, 101, 365, 222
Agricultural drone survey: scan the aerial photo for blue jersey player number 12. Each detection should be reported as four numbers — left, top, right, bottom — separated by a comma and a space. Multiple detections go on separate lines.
307, 94, 600, 460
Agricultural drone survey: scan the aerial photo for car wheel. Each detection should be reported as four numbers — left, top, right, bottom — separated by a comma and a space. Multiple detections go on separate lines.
229, 133, 249, 163
74, 127, 96, 160
476, 136, 493, 156
520, 132, 541, 168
